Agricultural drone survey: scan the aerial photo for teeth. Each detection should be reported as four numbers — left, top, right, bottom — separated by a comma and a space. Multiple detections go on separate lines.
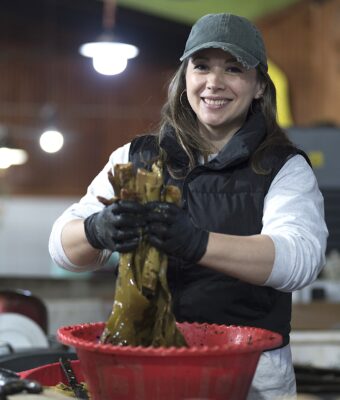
204, 98, 227, 106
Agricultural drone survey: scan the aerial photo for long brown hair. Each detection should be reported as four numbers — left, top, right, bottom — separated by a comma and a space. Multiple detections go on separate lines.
158, 59, 294, 176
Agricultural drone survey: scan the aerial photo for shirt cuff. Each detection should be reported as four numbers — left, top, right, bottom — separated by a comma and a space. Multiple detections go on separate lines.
264, 233, 295, 291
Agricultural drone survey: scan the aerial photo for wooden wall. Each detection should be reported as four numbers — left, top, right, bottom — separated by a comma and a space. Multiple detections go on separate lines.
0, 0, 189, 196
256, 0, 340, 126
0, 0, 339, 197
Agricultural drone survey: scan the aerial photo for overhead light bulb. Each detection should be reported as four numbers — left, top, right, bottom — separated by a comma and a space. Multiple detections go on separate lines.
0, 125, 28, 169
0, 147, 28, 169
93, 53, 127, 75
39, 130, 64, 153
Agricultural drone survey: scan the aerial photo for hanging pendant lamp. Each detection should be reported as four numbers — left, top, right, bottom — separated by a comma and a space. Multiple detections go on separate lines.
79, 0, 139, 76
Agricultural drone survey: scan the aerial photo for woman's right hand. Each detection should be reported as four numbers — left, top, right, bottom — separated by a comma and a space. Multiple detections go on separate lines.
84, 200, 145, 253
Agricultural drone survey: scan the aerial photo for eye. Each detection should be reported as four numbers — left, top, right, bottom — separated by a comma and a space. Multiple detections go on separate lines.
225, 63, 244, 74
226, 66, 242, 74
193, 63, 208, 71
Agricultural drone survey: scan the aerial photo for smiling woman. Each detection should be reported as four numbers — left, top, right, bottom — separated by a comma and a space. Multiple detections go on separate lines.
185, 49, 264, 149
49, 12, 328, 400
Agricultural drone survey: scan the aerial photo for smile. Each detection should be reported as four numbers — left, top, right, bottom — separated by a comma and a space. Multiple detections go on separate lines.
202, 98, 229, 107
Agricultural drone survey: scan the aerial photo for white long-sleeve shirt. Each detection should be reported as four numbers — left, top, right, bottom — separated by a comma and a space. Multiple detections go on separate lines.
49, 143, 328, 292
48, 143, 328, 399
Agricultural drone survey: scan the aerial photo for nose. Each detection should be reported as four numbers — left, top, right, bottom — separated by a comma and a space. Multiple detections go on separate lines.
206, 71, 225, 91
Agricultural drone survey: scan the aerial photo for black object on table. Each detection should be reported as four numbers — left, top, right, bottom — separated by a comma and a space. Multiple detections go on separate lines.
59, 357, 89, 400
0, 367, 42, 399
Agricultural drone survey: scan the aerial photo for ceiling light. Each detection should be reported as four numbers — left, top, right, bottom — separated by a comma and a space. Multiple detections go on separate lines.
39, 130, 64, 153
0, 147, 28, 169
0, 125, 28, 169
79, 1, 139, 76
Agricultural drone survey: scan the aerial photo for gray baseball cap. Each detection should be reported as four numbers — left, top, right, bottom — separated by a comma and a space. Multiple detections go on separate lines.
180, 13, 268, 71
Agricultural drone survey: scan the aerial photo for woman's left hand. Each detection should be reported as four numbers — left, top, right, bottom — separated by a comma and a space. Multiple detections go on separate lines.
145, 202, 209, 263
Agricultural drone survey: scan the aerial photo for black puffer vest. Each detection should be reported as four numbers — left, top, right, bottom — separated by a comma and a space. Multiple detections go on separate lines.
129, 113, 305, 346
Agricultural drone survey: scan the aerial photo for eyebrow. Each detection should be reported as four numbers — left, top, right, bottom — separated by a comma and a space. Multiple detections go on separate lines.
191, 55, 208, 61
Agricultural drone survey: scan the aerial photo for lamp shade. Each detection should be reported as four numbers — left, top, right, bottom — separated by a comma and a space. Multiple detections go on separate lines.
79, 41, 139, 60
79, 38, 139, 76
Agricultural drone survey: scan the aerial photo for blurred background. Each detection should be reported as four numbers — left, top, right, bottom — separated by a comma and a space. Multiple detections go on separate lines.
0, 0, 339, 376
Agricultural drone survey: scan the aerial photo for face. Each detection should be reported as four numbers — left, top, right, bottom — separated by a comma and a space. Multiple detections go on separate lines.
185, 48, 264, 144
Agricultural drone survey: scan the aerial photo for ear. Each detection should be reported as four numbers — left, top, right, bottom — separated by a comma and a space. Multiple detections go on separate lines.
254, 81, 266, 99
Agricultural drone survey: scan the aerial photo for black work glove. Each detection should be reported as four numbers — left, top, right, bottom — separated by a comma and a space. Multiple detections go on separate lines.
145, 202, 209, 263
84, 200, 145, 253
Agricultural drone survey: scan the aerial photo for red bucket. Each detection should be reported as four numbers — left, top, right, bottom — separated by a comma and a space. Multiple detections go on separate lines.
57, 322, 282, 400
20, 360, 83, 386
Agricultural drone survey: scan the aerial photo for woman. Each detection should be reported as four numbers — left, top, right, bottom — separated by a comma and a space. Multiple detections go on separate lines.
49, 13, 328, 399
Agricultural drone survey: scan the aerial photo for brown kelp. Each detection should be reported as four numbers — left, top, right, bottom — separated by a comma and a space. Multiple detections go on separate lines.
99, 162, 187, 347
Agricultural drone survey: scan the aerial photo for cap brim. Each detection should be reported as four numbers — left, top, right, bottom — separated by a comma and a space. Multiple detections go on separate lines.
180, 42, 260, 69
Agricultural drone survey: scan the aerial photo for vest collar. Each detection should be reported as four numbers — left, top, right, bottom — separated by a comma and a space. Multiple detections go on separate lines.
160, 112, 266, 170
209, 112, 266, 169
159, 124, 191, 167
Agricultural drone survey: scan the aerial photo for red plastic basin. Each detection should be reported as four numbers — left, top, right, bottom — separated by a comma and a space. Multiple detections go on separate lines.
20, 359, 83, 386
56, 321, 282, 400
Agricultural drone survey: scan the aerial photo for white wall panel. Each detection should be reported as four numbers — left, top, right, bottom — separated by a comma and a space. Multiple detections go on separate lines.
0, 196, 77, 277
